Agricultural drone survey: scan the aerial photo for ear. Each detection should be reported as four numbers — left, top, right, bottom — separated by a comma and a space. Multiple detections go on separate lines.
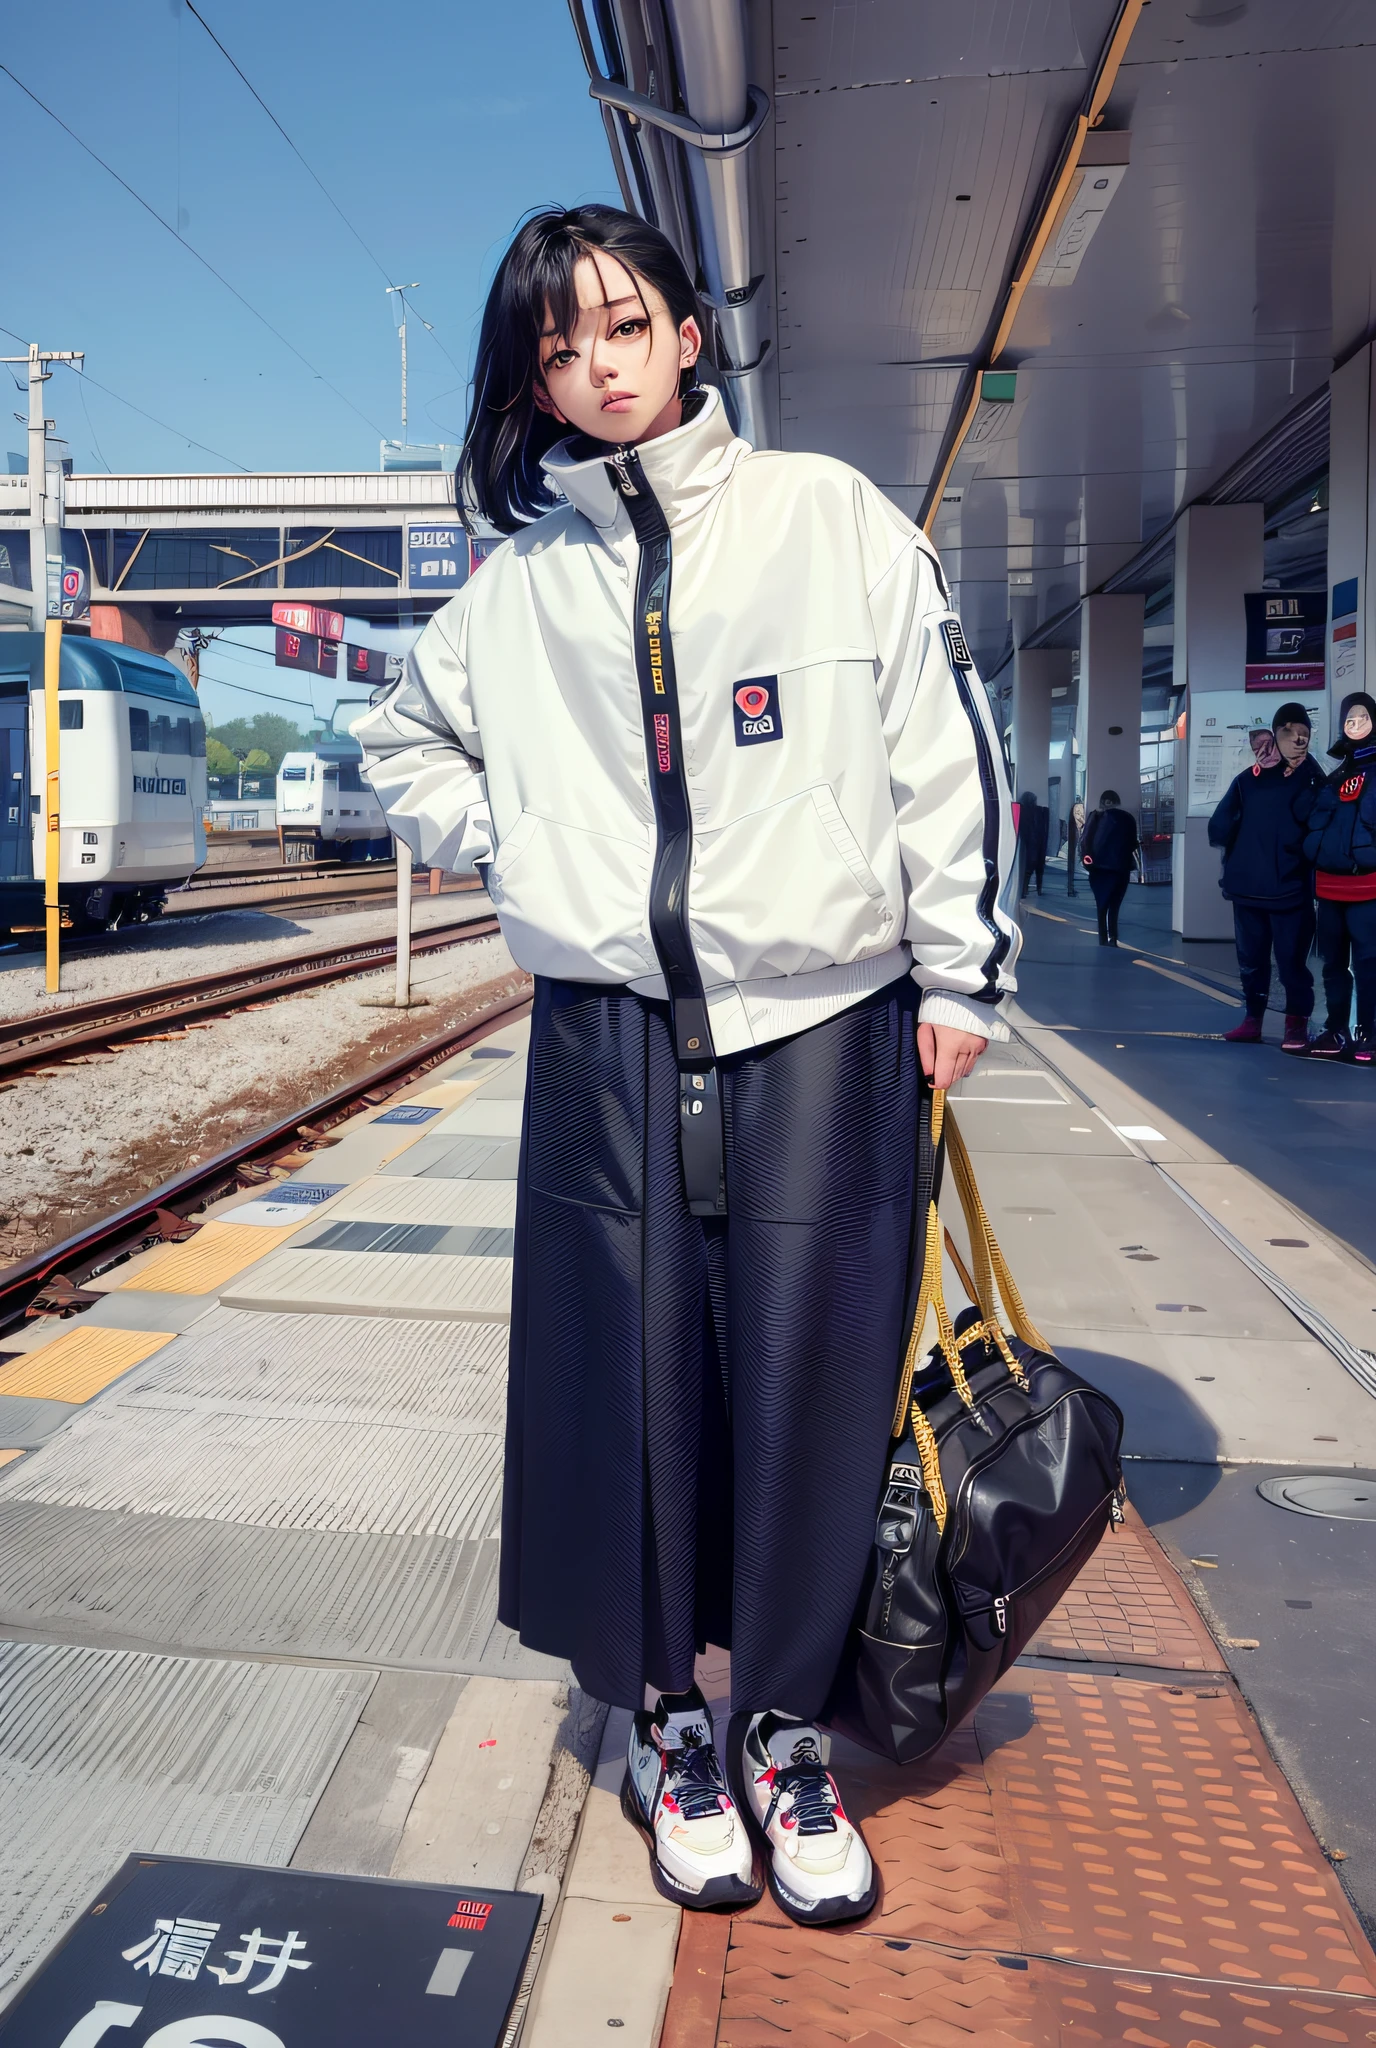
678, 316, 702, 369
531, 380, 567, 423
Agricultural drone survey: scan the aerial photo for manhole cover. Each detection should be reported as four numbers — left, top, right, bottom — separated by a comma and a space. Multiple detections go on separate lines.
1258, 1474, 1376, 1520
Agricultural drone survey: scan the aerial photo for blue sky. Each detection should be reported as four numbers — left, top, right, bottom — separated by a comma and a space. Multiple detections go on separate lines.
0, 0, 617, 727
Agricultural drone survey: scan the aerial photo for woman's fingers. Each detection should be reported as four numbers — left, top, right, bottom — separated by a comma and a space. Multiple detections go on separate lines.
919, 1022, 989, 1092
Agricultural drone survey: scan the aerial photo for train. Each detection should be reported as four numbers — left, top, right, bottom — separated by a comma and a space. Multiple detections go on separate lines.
275, 732, 392, 864
0, 632, 207, 942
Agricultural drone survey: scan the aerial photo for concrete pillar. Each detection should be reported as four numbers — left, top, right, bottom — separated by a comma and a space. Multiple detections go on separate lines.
1170, 502, 1263, 940
88, 602, 179, 656
1080, 592, 1144, 822
1010, 647, 1060, 809
1327, 345, 1375, 736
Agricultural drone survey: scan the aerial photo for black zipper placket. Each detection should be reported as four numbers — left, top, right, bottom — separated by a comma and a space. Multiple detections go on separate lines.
606, 446, 726, 1217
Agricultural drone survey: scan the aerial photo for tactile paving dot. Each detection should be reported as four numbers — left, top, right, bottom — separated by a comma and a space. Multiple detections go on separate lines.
1029, 1958, 1376, 2047
979, 1668, 1376, 1997
1028, 1518, 1225, 1673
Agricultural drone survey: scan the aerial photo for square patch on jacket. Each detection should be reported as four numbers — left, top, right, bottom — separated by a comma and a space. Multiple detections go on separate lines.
732, 676, 783, 746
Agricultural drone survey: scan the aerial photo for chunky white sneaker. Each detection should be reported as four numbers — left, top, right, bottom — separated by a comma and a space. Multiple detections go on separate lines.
621, 1688, 761, 1909
729, 1711, 878, 1925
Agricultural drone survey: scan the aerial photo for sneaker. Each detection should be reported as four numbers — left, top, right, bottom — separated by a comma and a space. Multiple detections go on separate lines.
1309, 1026, 1352, 1059
1224, 1013, 1263, 1043
729, 1711, 878, 1926
1353, 1029, 1375, 1066
1281, 1014, 1311, 1055
622, 1689, 760, 1910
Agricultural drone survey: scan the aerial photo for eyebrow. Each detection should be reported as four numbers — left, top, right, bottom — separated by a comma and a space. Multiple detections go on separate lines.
541, 294, 642, 339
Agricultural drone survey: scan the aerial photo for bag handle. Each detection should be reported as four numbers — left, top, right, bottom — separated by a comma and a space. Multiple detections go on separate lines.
942, 1111, 1050, 1357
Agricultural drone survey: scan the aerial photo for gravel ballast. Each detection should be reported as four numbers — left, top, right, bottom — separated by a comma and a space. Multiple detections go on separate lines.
0, 929, 522, 1269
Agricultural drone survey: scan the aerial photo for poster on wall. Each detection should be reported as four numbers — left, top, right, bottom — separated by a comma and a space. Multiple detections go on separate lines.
1244, 592, 1326, 690
1185, 689, 1327, 816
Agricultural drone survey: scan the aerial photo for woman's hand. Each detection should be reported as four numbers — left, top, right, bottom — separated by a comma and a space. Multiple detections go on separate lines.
917, 1022, 987, 1092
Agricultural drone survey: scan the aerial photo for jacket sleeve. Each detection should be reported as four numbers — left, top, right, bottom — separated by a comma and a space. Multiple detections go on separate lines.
867, 533, 1019, 1042
1302, 782, 1336, 866
1208, 778, 1242, 851
348, 602, 494, 872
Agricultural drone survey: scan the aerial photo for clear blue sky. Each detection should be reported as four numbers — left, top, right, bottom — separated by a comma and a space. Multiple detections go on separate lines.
0, 0, 617, 728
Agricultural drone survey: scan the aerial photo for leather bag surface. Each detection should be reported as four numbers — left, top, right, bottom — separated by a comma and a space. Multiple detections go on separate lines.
826, 1088, 1124, 1766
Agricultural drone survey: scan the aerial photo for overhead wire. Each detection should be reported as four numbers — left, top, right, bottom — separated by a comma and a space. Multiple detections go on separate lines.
182, 1, 470, 391
0, 60, 390, 441
0, 317, 251, 471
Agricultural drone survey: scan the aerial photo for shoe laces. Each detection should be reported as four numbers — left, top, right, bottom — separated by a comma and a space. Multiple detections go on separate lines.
663, 1730, 729, 1822
775, 1737, 839, 1835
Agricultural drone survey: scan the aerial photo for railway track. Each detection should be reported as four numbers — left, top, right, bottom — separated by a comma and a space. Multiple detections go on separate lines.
0, 984, 534, 1333
183, 858, 397, 890
0, 911, 502, 1083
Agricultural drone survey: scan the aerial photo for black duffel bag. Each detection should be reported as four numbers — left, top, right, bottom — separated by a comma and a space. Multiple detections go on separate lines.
826, 1086, 1124, 1766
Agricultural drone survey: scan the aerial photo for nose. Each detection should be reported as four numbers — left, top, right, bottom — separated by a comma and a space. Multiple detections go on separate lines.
588, 324, 621, 388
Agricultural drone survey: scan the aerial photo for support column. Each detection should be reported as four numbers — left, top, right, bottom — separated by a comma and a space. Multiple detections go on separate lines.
1010, 647, 1060, 809
1327, 345, 1375, 734
1080, 592, 1144, 824
88, 602, 179, 656
1171, 502, 1263, 939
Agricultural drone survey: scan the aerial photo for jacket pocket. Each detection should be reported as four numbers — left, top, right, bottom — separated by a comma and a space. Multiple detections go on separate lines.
690, 782, 896, 983
489, 809, 652, 981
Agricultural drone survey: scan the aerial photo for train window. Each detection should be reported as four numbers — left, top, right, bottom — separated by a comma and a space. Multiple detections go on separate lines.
190, 715, 206, 758
128, 706, 150, 752
337, 763, 365, 792
59, 700, 84, 730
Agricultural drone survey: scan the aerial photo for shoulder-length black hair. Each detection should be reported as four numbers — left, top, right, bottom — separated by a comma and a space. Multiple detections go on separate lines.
459, 204, 702, 535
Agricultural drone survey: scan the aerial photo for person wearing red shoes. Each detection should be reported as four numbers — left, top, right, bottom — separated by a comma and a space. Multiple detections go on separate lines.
1207, 701, 1325, 1052
1303, 692, 1376, 1063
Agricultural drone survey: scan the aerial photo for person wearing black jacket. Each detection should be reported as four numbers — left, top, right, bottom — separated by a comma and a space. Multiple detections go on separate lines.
1080, 790, 1139, 944
1302, 691, 1376, 1063
1018, 790, 1050, 897
1207, 700, 1325, 1052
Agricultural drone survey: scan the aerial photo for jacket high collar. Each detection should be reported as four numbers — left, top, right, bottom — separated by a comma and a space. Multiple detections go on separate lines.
541, 385, 747, 536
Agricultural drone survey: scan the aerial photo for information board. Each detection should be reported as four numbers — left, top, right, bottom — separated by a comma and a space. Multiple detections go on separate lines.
0, 1855, 540, 2048
407, 523, 468, 591
1244, 592, 1326, 691
1186, 689, 1328, 816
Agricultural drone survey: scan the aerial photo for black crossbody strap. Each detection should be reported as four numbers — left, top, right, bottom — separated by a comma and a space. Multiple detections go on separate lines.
606, 446, 726, 1218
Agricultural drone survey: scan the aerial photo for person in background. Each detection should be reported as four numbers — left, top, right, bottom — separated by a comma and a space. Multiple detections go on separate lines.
1066, 797, 1084, 896
1080, 790, 1138, 944
1208, 700, 1324, 1052
1017, 790, 1050, 897
1303, 691, 1376, 1063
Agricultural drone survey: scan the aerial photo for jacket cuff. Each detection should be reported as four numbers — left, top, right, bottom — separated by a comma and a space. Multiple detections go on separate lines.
916, 987, 1010, 1043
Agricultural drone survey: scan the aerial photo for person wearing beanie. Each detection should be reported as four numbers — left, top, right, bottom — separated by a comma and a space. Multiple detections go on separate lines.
1079, 789, 1139, 943
1302, 691, 1376, 1063
1207, 700, 1325, 1050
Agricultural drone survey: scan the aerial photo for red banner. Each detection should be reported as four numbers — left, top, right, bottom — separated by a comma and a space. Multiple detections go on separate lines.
272, 601, 344, 642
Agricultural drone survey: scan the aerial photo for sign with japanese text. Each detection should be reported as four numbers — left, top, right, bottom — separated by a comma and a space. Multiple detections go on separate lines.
1244, 591, 1326, 690
0, 1854, 540, 2048
275, 628, 339, 680
272, 604, 344, 642
406, 523, 468, 591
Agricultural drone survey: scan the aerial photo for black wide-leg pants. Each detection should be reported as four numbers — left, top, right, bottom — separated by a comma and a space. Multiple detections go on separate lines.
498, 973, 921, 1716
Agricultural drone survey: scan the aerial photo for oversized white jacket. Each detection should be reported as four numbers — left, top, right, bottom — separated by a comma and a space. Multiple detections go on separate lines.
352, 388, 1019, 1056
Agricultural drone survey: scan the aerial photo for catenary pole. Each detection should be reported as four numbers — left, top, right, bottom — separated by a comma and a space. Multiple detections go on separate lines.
395, 836, 413, 1005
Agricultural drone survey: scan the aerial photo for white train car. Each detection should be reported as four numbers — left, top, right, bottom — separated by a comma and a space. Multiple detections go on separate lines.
0, 632, 207, 940
275, 737, 391, 863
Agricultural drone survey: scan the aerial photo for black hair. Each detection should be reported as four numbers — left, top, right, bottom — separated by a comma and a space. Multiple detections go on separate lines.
1099, 789, 1121, 807
1270, 700, 1311, 734
459, 204, 702, 535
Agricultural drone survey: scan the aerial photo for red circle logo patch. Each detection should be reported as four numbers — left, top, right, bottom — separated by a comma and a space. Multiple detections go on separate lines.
735, 684, 770, 717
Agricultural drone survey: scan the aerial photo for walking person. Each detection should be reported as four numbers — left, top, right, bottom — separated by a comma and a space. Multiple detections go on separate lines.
1017, 790, 1049, 897
1080, 790, 1139, 944
353, 205, 1019, 1926
1207, 701, 1324, 1051
1303, 691, 1376, 1063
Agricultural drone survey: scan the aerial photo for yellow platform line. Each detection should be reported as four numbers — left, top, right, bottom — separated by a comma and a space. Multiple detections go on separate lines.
0, 1325, 175, 1404
0, 1449, 24, 1468
116, 1221, 300, 1295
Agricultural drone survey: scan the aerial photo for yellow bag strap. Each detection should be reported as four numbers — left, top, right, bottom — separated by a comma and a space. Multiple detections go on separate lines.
943, 1109, 1051, 1355
889, 1090, 976, 1441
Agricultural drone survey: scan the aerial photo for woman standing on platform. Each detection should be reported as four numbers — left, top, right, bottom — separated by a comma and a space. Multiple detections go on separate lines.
1304, 691, 1376, 1063
1080, 789, 1139, 945
353, 206, 1019, 1927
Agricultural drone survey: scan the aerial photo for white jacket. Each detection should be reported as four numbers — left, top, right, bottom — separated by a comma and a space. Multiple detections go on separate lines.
352, 388, 1018, 1056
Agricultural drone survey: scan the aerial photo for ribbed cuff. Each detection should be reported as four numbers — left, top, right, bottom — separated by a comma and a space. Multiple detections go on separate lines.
916, 988, 1010, 1043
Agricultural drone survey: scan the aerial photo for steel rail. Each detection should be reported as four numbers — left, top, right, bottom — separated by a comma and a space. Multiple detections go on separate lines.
0, 915, 501, 1076
0, 985, 533, 1332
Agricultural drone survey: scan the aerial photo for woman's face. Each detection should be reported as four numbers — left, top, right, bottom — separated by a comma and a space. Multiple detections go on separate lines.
1275, 721, 1310, 765
1345, 703, 1373, 742
534, 250, 700, 447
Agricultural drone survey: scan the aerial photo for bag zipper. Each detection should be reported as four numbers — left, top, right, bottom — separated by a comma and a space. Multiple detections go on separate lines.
943, 1386, 1122, 1575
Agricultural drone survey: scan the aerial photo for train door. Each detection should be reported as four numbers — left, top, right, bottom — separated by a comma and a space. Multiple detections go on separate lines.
0, 692, 31, 880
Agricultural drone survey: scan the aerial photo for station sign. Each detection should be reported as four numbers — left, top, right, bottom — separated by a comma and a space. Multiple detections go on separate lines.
1244, 592, 1326, 690
344, 644, 404, 685
59, 564, 89, 621
407, 522, 467, 590
0, 1853, 541, 2048
272, 603, 344, 642
275, 627, 339, 679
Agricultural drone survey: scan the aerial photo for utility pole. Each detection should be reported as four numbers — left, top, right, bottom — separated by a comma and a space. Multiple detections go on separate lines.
385, 284, 420, 446
2, 343, 83, 995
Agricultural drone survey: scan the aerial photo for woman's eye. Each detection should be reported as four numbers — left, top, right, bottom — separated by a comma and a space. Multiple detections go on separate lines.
613, 319, 649, 339
545, 349, 576, 371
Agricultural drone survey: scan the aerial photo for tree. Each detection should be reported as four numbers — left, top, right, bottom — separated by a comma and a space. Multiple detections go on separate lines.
206, 737, 239, 776
206, 713, 304, 774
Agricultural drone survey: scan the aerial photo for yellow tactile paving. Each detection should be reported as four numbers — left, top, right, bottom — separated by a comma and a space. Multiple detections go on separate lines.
114, 1221, 299, 1295
0, 1449, 25, 1468
0, 1325, 174, 1403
